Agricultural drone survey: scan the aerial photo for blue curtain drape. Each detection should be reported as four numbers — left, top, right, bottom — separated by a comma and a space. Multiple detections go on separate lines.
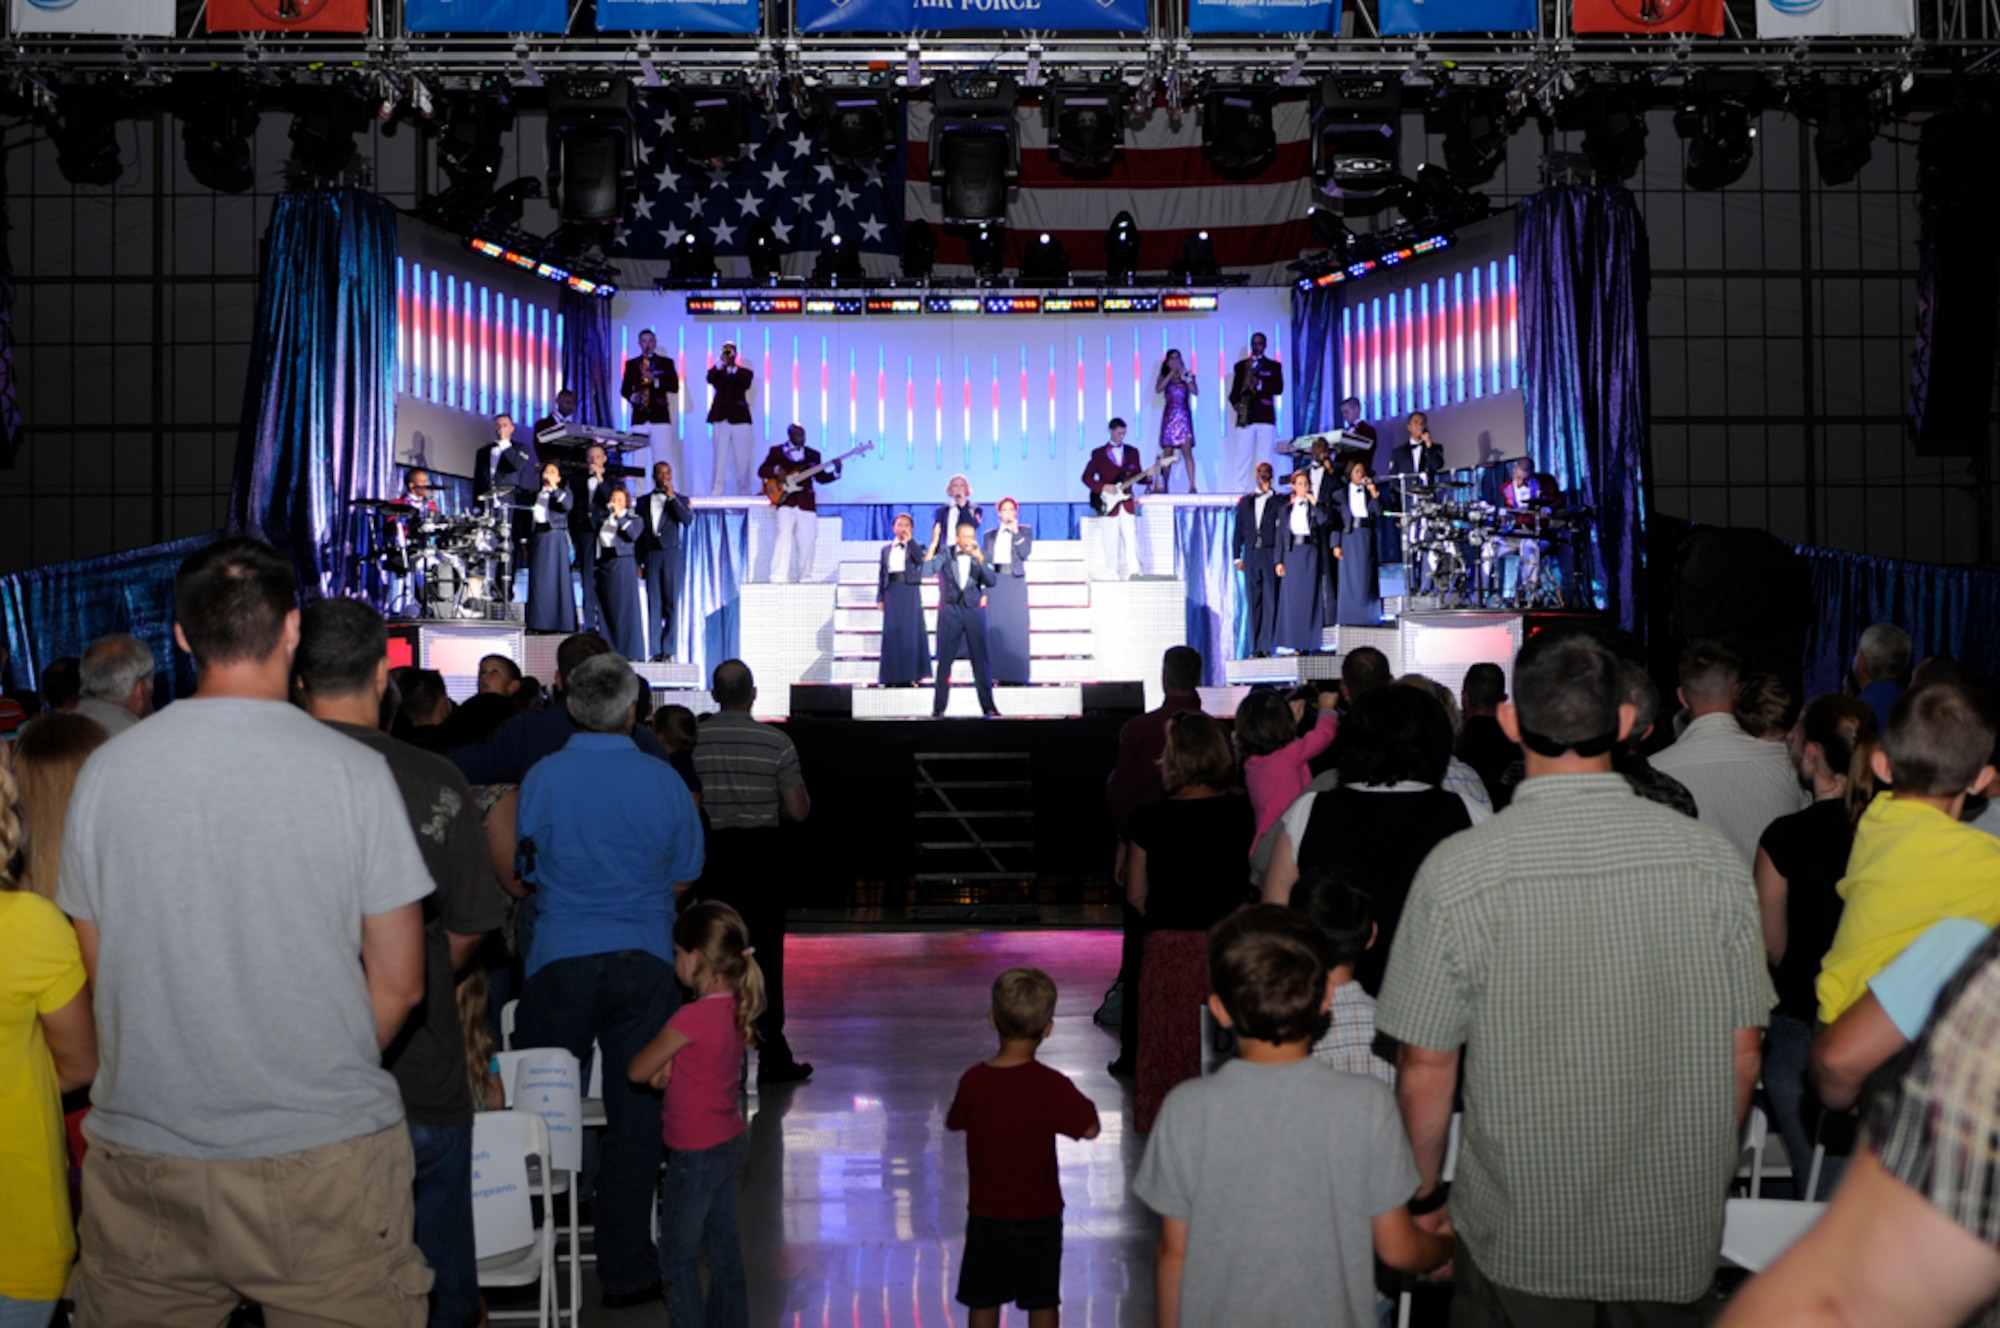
1290, 286, 1342, 440
1174, 506, 1247, 686
1795, 543, 2000, 698
674, 509, 747, 682
1517, 185, 1651, 634
0, 533, 212, 696
560, 289, 617, 427
228, 189, 400, 601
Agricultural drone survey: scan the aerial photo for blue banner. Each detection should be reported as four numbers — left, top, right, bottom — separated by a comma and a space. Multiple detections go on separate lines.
799, 0, 1144, 32
597, 0, 758, 29
1378, 0, 1535, 32
1188, 0, 1337, 31
404, 0, 565, 31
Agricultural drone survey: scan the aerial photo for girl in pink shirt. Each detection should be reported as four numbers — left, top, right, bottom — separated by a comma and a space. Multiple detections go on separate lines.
1237, 688, 1339, 851
630, 902, 765, 1328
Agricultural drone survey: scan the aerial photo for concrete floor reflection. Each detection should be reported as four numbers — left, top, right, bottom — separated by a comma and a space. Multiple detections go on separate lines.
739, 930, 1152, 1328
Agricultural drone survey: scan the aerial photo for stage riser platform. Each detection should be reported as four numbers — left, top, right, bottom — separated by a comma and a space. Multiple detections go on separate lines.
1223, 612, 1528, 700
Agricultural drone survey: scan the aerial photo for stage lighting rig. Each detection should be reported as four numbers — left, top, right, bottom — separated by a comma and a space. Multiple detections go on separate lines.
746, 220, 782, 282
813, 233, 865, 285
1426, 86, 1509, 187
1201, 86, 1277, 172
1401, 163, 1490, 229
1813, 85, 1879, 186
178, 76, 258, 194
819, 84, 896, 165
476, 177, 542, 232
438, 97, 514, 199
902, 219, 938, 280
45, 88, 125, 187
669, 230, 719, 285
1045, 82, 1127, 170
1020, 231, 1071, 282
930, 73, 1019, 223
1105, 211, 1141, 282
672, 85, 751, 166
1313, 76, 1402, 204
1675, 93, 1757, 190
1170, 229, 1220, 282
546, 77, 636, 222
1555, 84, 1647, 183
965, 221, 1005, 279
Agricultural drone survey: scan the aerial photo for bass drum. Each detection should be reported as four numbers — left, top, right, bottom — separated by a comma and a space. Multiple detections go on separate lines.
414, 551, 468, 618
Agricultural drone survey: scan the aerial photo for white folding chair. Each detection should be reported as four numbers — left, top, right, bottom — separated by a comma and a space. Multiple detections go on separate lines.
1737, 1104, 1795, 1199
500, 999, 519, 1051
474, 1110, 557, 1328
1395, 1112, 1462, 1328
507, 1049, 584, 1326
1721, 1198, 1829, 1271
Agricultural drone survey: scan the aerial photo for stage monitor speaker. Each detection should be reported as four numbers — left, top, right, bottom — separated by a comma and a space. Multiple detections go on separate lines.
790, 684, 853, 718
1082, 681, 1145, 716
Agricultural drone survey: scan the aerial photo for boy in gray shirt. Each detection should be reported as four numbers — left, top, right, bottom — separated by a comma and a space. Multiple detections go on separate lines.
1133, 906, 1452, 1328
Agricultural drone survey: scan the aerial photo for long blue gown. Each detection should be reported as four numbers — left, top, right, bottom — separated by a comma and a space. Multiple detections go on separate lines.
1335, 485, 1384, 627
877, 540, 930, 685
981, 524, 1034, 684
594, 511, 646, 659
1275, 497, 1330, 653
526, 486, 576, 633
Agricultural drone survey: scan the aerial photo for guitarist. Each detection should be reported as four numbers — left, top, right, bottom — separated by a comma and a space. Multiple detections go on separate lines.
1080, 418, 1144, 581
757, 423, 842, 584
1226, 333, 1284, 495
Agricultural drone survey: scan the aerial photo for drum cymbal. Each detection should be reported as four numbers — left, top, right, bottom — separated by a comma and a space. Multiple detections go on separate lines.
352, 497, 414, 509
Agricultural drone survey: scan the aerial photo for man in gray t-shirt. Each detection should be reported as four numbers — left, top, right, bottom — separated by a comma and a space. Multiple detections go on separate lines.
59, 537, 437, 1328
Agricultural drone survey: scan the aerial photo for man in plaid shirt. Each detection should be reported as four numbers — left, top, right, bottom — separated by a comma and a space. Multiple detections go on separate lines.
1377, 628, 1773, 1327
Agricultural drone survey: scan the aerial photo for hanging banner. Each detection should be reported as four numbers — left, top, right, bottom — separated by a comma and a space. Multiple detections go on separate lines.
1572, 0, 1721, 32
798, 0, 1145, 32
404, 0, 566, 31
1379, 0, 1535, 33
597, 0, 758, 28
10, 0, 173, 34
1756, 0, 1910, 35
1188, 0, 1337, 34
207, 0, 366, 31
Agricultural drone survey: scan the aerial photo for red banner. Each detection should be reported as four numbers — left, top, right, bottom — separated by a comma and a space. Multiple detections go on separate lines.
1572, 0, 1722, 33
207, 0, 367, 32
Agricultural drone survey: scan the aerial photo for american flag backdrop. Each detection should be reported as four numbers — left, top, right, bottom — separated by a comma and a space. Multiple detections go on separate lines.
611, 95, 1317, 283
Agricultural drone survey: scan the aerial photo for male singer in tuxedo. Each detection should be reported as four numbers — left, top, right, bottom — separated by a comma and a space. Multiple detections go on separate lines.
707, 341, 756, 496
638, 460, 693, 662
1233, 462, 1283, 657
1226, 333, 1284, 494
568, 443, 616, 632
620, 329, 679, 479
1081, 419, 1144, 581
923, 522, 1000, 718
474, 413, 537, 597
1384, 410, 1446, 577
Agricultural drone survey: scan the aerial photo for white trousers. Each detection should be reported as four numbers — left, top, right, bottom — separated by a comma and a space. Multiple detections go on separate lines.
710, 422, 759, 496
771, 505, 817, 583
1108, 508, 1140, 580
637, 420, 680, 487
1226, 423, 1276, 494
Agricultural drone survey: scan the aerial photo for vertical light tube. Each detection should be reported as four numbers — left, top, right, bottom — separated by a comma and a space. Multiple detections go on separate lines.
426, 267, 440, 403
1506, 255, 1520, 391
961, 353, 972, 470
1368, 297, 1383, 421
1018, 345, 1029, 460
1469, 268, 1484, 401
758, 326, 769, 427
1384, 296, 1398, 421
1103, 334, 1113, 433
1076, 335, 1085, 453
1048, 344, 1058, 458
1340, 304, 1352, 405
848, 344, 857, 440
934, 353, 944, 469
791, 334, 800, 430
395, 258, 407, 395
819, 335, 829, 438
1403, 287, 1415, 419
1435, 279, 1449, 408
1489, 261, 1502, 397
1416, 284, 1430, 413
877, 345, 887, 442
444, 274, 457, 408
553, 300, 566, 418
905, 353, 915, 469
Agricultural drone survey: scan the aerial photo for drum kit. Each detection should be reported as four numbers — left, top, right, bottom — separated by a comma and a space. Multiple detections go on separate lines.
1391, 470, 1592, 610
359, 495, 516, 620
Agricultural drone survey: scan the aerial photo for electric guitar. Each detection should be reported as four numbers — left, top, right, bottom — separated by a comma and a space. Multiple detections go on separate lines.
1092, 451, 1180, 514
762, 440, 875, 505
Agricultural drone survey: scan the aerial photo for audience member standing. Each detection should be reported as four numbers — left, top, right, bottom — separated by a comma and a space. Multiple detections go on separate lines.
1455, 662, 1518, 810
514, 652, 704, 1310
1649, 640, 1809, 864
60, 536, 436, 1326
1613, 659, 1697, 817
72, 634, 154, 738
0, 762, 98, 1328
1851, 622, 1911, 733
296, 599, 510, 1328
10, 712, 109, 900
1378, 628, 1773, 1327
692, 659, 815, 1084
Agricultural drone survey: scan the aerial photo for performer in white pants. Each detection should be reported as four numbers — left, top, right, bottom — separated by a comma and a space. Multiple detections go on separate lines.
758, 424, 841, 582
1225, 334, 1284, 496
707, 341, 758, 496
1081, 419, 1145, 581
620, 330, 679, 476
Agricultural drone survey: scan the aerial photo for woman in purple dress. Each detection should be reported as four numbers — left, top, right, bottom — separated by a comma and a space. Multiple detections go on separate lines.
1153, 349, 1199, 493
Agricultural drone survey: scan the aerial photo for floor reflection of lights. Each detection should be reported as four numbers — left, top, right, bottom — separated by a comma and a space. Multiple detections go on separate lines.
738, 930, 1154, 1328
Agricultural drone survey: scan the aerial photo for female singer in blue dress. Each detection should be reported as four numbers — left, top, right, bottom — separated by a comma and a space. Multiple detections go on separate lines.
1154, 349, 1199, 493
594, 483, 646, 659
525, 462, 576, 633
981, 497, 1034, 685
1335, 458, 1384, 627
1274, 469, 1329, 653
876, 512, 930, 686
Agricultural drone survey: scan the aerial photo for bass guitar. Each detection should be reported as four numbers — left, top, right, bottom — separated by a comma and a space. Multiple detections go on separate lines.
762, 440, 875, 505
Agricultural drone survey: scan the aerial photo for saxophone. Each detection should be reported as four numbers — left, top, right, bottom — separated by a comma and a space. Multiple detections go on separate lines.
633, 357, 655, 414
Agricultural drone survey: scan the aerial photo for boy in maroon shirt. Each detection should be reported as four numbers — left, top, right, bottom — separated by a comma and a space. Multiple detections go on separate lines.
947, 967, 1103, 1328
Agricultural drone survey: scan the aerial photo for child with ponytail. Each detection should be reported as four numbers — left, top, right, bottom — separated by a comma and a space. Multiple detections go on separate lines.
629, 901, 765, 1328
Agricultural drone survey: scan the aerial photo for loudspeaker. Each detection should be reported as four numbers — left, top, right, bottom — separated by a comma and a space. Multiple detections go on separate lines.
789, 684, 853, 718
1082, 681, 1146, 716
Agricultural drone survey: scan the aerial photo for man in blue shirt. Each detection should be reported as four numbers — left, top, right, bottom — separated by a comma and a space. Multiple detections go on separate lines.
514, 652, 703, 1310
1853, 622, 1911, 733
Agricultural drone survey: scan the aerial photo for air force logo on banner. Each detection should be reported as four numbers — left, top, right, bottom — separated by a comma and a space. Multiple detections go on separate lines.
1767, 0, 1823, 14
26, 0, 80, 13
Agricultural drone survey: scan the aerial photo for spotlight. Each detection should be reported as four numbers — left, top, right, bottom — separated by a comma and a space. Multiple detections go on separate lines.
437, 96, 514, 199
1402, 163, 1491, 228
1427, 87, 1509, 187
669, 230, 717, 284
1555, 85, 1647, 183
1171, 229, 1219, 282
1201, 86, 1278, 172
672, 87, 749, 165
476, 177, 542, 232
1306, 205, 1352, 254
285, 85, 371, 187
46, 92, 124, 186
1045, 84, 1127, 170
1814, 85, 1878, 186
930, 73, 1019, 223
1104, 210, 1140, 280
1675, 96, 1756, 190
901, 219, 938, 280
746, 219, 782, 282
179, 77, 258, 194
813, 232, 865, 285
965, 221, 1005, 279
818, 86, 895, 165
1020, 231, 1071, 282
547, 77, 636, 222
1312, 76, 1402, 202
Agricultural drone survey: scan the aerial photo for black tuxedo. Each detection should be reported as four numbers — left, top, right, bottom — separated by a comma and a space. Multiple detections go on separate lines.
1229, 356, 1284, 427
923, 548, 999, 716
568, 470, 617, 631
1234, 488, 1283, 656
474, 438, 538, 501
637, 488, 693, 660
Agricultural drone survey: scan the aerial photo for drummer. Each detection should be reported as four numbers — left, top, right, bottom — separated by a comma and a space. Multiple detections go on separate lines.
402, 468, 443, 515
1502, 457, 1551, 605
